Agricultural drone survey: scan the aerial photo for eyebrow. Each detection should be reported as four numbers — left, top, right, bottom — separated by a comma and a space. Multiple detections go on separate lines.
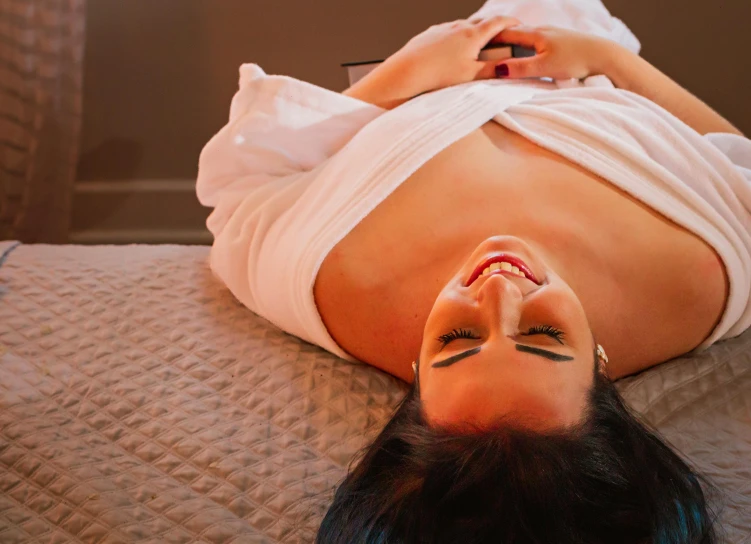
432, 346, 483, 368
515, 344, 574, 362
431, 344, 574, 368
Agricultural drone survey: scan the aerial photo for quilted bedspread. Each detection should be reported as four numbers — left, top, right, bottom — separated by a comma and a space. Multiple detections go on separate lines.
0, 242, 749, 543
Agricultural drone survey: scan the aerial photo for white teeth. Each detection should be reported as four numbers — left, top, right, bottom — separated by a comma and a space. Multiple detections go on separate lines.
478, 261, 529, 280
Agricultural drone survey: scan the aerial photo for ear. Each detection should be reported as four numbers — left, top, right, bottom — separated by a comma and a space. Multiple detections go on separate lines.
596, 344, 609, 373
412, 358, 422, 392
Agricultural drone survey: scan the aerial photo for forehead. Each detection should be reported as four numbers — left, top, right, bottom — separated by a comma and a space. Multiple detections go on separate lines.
421, 388, 580, 431
415, 347, 600, 425
427, 367, 594, 426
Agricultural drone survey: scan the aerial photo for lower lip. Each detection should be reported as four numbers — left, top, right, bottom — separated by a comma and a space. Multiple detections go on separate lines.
465, 253, 539, 287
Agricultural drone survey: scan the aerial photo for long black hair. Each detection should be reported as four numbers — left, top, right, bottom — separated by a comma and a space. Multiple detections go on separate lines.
316, 353, 719, 543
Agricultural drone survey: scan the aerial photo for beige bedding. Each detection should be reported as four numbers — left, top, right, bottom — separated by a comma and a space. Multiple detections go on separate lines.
0, 242, 748, 543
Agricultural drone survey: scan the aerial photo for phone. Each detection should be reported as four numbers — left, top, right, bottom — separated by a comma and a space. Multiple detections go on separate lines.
478, 43, 536, 62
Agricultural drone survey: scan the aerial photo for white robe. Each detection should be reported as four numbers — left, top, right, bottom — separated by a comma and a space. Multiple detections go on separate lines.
196, 0, 751, 361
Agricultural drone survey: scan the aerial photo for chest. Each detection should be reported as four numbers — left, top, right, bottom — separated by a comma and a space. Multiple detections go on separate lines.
315, 122, 727, 379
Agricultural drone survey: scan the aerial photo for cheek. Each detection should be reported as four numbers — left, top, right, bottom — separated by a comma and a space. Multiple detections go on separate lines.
421, 296, 451, 358
527, 283, 589, 332
424, 289, 467, 330
532, 283, 581, 316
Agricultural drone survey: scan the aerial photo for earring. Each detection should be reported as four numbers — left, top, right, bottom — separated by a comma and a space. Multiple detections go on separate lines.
412, 361, 417, 375
596, 344, 609, 365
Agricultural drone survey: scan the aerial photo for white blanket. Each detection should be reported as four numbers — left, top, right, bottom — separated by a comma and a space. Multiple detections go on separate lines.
196, 0, 751, 361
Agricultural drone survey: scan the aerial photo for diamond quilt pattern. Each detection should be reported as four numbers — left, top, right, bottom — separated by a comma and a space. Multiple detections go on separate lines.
0, 242, 748, 543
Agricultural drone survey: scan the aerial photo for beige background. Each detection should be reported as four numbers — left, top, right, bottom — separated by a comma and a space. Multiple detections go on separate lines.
72, 0, 751, 241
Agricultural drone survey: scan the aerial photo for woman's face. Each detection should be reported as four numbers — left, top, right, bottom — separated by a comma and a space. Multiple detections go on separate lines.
418, 235, 597, 430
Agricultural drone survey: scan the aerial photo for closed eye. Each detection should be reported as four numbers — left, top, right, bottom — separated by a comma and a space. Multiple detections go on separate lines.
520, 325, 565, 345
437, 328, 481, 348
437, 325, 565, 348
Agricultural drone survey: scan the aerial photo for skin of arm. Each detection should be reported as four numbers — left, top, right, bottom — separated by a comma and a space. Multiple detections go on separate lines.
342, 57, 425, 110
591, 39, 745, 137
342, 59, 424, 111
343, 27, 745, 137
342, 16, 522, 110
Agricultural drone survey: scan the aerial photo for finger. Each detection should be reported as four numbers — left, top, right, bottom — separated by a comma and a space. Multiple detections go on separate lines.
443, 18, 475, 30
468, 15, 495, 25
478, 55, 547, 80
491, 27, 545, 50
475, 15, 522, 39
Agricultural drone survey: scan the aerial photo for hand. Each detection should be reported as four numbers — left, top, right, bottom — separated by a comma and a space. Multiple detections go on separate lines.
384, 15, 523, 94
492, 25, 613, 80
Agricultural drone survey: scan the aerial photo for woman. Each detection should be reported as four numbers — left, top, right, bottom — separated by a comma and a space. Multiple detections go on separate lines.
196, 0, 751, 541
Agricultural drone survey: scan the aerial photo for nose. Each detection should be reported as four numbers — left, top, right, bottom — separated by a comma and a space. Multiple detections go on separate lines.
477, 275, 524, 337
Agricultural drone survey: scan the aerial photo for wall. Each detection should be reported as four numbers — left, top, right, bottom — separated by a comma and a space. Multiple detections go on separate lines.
607, 0, 750, 134
72, 0, 751, 243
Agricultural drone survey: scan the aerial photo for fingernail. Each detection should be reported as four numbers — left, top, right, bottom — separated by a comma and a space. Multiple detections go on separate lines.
495, 64, 509, 78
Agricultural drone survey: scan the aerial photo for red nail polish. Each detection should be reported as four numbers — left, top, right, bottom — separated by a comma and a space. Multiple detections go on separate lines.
495, 64, 509, 78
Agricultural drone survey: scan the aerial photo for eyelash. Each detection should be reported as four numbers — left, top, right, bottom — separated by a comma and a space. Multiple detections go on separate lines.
436, 325, 565, 346
525, 324, 565, 343
437, 328, 480, 346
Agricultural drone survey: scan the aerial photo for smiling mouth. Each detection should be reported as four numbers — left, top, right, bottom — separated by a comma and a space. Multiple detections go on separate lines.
465, 254, 540, 287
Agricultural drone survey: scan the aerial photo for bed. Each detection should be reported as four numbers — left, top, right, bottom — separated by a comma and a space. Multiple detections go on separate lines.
0, 241, 749, 543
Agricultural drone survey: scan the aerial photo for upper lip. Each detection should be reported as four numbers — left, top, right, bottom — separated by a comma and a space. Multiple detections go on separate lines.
465, 253, 540, 287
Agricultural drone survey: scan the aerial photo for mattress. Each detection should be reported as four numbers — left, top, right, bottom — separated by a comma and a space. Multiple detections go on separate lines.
0, 241, 748, 543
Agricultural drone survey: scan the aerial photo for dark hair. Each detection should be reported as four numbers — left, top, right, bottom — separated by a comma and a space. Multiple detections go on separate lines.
317, 353, 718, 544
